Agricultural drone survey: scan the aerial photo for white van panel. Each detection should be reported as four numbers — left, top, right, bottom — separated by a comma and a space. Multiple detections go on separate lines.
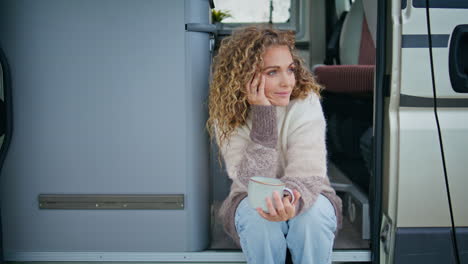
397, 108, 452, 227
401, 8, 428, 34
400, 48, 468, 98
402, 8, 467, 34
391, 2, 468, 263
431, 47, 468, 98
427, 5, 468, 229
398, 0, 468, 229
426, 9, 468, 34
400, 7, 468, 98
400, 49, 432, 97
437, 109, 468, 226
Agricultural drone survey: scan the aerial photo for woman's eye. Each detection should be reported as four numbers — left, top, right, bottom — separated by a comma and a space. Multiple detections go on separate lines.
267, 70, 276, 76
288, 67, 296, 73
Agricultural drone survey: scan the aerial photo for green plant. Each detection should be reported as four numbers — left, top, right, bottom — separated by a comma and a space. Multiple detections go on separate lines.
212, 9, 232, 23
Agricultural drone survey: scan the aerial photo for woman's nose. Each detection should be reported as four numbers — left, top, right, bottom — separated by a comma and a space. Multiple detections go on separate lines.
280, 72, 294, 87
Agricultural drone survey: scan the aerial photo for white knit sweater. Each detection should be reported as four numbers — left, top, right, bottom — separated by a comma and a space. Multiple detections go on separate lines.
217, 92, 342, 245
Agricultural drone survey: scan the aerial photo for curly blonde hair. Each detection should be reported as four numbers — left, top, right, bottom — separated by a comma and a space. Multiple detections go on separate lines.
207, 25, 322, 147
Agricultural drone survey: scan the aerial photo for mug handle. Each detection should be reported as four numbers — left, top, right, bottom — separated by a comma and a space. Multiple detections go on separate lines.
283, 187, 295, 204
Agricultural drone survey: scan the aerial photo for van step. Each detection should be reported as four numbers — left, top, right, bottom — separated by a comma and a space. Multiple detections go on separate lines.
5, 250, 371, 262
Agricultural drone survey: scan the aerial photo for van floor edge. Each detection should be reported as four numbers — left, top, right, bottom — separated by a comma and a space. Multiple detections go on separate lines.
4, 250, 372, 262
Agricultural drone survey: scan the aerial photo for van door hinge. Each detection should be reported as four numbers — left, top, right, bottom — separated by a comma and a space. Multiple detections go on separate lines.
380, 220, 392, 254
185, 23, 218, 34
185, 23, 232, 36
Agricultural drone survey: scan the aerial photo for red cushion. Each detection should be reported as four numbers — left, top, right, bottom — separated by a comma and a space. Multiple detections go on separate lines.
314, 65, 374, 94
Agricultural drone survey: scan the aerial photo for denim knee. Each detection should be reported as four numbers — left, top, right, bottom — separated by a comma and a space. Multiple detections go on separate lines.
234, 198, 286, 241
286, 195, 337, 264
235, 198, 287, 263
290, 194, 337, 232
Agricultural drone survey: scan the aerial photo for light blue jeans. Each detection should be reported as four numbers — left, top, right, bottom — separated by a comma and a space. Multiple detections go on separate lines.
235, 194, 337, 264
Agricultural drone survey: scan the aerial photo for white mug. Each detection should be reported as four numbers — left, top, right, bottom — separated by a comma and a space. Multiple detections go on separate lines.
248, 176, 295, 213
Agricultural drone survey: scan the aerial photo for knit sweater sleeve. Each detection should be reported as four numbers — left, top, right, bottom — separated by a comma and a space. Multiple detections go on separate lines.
281, 94, 332, 216
219, 105, 279, 189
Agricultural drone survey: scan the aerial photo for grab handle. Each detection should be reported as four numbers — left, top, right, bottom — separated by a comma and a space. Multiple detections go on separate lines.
449, 25, 468, 93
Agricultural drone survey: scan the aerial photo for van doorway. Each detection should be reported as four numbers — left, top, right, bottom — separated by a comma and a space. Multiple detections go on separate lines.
208, 0, 384, 262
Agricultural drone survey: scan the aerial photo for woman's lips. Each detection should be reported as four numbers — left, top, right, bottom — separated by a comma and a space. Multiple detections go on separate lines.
275, 92, 291, 97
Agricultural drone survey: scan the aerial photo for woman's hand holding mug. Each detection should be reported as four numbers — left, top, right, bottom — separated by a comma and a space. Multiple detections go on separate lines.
248, 176, 301, 222
257, 189, 301, 222
247, 73, 271, 106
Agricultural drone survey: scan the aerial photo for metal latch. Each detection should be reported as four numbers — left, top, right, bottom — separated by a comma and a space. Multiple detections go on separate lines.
380, 219, 392, 254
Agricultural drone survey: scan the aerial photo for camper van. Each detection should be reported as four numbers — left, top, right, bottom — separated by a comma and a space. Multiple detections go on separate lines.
0, 0, 467, 263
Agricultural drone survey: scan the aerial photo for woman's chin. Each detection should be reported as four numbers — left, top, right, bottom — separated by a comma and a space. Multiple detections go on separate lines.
271, 99, 290, 106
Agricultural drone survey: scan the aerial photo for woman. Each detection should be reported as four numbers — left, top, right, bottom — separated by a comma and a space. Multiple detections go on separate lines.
207, 26, 342, 264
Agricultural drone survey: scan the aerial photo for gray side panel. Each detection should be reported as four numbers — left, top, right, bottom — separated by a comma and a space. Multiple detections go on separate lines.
456, 228, 468, 264
184, 0, 211, 252
394, 227, 457, 264
184, 31, 210, 251
0, 0, 208, 253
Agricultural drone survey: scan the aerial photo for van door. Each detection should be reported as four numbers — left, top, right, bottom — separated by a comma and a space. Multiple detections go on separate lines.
423, 1, 468, 263
391, 0, 468, 263
0, 0, 211, 260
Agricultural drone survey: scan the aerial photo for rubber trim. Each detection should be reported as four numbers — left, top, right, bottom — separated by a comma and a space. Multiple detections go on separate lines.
400, 94, 468, 107
371, 0, 386, 262
394, 227, 458, 263
413, 0, 468, 9
0, 46, 14, 264
402, 34, 450, 48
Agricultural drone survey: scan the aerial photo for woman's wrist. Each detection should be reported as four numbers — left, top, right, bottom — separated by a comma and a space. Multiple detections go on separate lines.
250, 105, 278, 148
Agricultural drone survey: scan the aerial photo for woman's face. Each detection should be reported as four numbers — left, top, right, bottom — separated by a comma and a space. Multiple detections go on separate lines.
261, 45, 296, 106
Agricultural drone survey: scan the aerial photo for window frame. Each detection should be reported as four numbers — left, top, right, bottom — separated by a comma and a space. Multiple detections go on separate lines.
214, 0, 306, 40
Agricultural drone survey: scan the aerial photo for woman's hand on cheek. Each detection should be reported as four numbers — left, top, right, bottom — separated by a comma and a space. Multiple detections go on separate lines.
246, 73, 271, 106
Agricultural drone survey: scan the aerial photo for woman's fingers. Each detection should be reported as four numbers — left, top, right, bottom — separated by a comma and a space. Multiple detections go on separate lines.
249, 73, 260, 95
256, 208, 268, 219
265, 197, 277, 217
282, 196, 294, 217
250, 73, 259, 93
273, 191, 286, 217
292, 189, 301, 206
258, 192, 298, 221
258, 75, 265, 95
246, 73, 270, 106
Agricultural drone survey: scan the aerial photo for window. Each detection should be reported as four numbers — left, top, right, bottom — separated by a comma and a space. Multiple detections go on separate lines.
216, 0, 291, 23
213, 0, 305, 39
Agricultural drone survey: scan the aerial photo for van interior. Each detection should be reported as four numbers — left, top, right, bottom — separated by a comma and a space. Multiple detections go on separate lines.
210, 0, 376, 252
